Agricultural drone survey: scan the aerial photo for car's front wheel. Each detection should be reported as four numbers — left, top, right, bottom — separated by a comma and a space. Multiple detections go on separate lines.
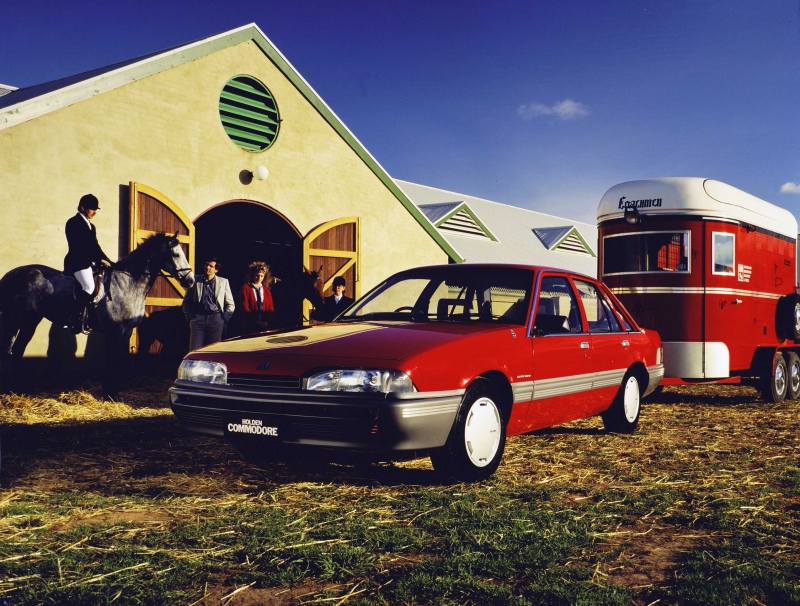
601, 370, 641, 433
431, 380, 507, 482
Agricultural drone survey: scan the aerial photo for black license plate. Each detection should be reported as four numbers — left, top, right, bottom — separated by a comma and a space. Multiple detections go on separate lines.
224, 414, 286, 442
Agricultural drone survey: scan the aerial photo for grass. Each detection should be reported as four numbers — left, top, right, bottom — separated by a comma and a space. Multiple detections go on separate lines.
0, 381, 799, 605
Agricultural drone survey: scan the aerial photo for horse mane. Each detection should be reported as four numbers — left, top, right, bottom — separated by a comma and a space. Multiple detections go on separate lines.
114, 233, 173, 276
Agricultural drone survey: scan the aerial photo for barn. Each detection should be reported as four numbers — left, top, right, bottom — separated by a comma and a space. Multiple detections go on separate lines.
1, 23, 600, 365
0, 23, 458, 358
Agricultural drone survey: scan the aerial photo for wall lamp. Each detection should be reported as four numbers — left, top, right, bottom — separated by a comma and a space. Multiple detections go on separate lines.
240, 165, 269, 185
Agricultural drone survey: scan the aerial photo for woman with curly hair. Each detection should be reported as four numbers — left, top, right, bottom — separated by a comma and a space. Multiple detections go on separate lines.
239, 261, 274, 334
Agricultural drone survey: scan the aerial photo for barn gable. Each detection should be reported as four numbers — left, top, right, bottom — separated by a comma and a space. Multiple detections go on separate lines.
0, 23, 461, 264
0, 24, 461, 359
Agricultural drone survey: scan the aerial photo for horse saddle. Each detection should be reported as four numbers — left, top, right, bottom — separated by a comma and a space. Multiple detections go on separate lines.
67, 269, 106, 304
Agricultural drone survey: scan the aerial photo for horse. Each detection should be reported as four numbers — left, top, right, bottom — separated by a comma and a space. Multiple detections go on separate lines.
269, 265, 324, 329
0, 232, 195, 397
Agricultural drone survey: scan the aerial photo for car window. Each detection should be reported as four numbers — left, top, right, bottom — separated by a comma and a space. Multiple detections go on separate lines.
343, 267, 533, 324
535, 276, 583, 334
573, 279, 624, 333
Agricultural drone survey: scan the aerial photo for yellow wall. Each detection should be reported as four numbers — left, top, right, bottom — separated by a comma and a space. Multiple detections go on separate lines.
0, 40, 447, 356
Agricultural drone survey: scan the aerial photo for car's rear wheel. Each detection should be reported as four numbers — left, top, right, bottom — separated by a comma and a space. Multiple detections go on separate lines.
601, 371, 641, 433
431, 380, 507, 482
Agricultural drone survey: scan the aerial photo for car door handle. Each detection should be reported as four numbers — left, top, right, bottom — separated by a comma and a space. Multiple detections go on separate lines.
580, 342, 590, 349
731, 299, 742, 305
622, 339, 630, 347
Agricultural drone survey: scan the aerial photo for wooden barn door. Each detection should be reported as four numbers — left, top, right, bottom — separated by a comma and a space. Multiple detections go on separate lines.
303, 217, 360, 323
128, 182, 195, 353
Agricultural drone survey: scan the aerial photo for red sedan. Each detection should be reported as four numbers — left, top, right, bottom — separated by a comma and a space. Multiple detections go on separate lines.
169, 264, 663, 481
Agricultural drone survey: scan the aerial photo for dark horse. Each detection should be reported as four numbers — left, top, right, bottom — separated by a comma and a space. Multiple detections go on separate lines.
269, 266, 324, 329
0, 233, 195, 397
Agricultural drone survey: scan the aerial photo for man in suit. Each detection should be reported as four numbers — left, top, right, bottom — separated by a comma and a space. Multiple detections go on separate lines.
182, 257, 235, 350
64, 193, 112, 334
321, 276, 354, 322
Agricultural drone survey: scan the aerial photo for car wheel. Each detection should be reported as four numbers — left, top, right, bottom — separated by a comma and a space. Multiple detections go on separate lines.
787, 352, 800, 400
601, 371, 641, 433
760, 352, 787, 403
430, 380, 507, 482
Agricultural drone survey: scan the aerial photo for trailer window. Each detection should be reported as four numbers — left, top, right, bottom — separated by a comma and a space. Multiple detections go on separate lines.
602, 231, 690, 275
712, 232, 735, 275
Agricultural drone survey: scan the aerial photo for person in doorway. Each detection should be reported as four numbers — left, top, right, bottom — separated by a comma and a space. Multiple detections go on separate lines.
182, 257, 235, 350
320, 276, 354, 322
63, 193, 113, 334
239, 261, 274, 334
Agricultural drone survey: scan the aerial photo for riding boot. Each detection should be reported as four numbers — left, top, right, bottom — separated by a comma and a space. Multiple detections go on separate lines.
69, 290, 94, 335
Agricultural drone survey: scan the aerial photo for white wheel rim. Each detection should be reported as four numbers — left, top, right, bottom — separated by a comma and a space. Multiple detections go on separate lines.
775, 362, 787, 396
622, 376, 640, 423
463, 397, 502, 468
791, 361, 800, 396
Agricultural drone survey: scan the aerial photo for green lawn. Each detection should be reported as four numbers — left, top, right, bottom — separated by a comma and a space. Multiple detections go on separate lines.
1, 383, 798, 605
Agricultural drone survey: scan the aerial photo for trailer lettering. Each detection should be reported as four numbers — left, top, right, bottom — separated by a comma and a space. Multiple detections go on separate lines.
618, 196, 663, 210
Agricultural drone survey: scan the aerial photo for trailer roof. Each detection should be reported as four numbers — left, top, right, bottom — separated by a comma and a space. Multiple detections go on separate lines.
597, 177, 797, 239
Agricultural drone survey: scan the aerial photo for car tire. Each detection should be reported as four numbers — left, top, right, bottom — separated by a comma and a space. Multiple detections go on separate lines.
430, 380, 507, 483
760, 352, 788, 404
787, 352, 800, 400
601, 370, 641, 433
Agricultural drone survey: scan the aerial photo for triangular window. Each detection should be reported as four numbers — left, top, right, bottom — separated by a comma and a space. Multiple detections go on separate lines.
533, 226, 595, 257
420, 202, 497, 241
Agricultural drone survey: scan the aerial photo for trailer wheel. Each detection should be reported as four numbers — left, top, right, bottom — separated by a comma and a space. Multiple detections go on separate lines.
786, 352, 800, 400
760, 352, 788, 403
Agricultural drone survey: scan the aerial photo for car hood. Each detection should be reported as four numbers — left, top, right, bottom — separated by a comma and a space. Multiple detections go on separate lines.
189, 321, 505, 363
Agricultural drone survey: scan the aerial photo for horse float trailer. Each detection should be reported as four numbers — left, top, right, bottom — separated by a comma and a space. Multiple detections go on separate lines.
597, 177, 800, 402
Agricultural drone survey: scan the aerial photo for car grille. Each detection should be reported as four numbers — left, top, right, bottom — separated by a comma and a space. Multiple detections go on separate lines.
226, 374, 300, 390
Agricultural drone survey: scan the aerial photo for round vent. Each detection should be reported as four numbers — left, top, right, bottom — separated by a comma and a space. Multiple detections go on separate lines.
266, 335, 308, 344
219, 75, 280, 151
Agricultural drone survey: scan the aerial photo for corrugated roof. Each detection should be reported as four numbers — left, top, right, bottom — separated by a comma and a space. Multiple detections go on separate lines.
398, 180, 598, 276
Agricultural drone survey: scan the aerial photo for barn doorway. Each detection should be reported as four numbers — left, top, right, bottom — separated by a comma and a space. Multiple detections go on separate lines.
194, 201, 302, 336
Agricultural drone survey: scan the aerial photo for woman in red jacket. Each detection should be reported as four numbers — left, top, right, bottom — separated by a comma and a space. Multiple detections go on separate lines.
239, 261, 274, 334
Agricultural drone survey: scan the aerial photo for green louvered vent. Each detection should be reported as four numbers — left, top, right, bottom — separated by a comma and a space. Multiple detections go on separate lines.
439, 210, 492, 240
219, 75, 280, 151
557, 233, 593, 255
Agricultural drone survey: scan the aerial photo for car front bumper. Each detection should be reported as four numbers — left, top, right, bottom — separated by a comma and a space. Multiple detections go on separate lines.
168, 381, 465, 452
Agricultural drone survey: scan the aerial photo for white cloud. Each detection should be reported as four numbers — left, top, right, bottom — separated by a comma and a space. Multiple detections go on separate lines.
780, 182, 800, 194
517, 99, 590, 121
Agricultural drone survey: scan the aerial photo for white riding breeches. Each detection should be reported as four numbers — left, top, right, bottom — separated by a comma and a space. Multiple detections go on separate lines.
74, 268, 94, 294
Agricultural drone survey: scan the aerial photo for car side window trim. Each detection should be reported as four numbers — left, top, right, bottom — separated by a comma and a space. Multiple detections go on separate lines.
529, 272, 586, 337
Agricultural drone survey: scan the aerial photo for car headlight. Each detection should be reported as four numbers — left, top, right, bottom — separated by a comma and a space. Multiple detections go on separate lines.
177, 360, 228, 384
305, 369, 415, 393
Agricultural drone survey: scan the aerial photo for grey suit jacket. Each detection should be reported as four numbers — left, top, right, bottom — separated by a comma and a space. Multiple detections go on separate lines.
182, 275, 235, 323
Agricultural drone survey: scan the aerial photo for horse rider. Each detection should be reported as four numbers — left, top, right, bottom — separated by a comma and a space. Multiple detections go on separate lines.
64, 193, 112, 334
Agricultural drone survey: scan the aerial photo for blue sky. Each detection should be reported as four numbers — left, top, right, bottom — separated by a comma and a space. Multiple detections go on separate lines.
3, 0, 799, 224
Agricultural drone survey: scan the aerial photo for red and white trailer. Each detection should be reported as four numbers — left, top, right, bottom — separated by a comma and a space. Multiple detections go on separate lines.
597, 177, 800, 402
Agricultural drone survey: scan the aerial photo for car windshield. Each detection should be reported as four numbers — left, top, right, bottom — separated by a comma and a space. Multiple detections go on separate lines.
340, 266, 535, 324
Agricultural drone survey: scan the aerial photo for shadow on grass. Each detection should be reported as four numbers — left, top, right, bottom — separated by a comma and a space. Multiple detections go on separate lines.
0, 415, 445, 491
646, 384, 763, 407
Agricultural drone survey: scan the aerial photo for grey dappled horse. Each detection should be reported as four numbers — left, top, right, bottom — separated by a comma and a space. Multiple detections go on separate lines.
0, 233, 194, 397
